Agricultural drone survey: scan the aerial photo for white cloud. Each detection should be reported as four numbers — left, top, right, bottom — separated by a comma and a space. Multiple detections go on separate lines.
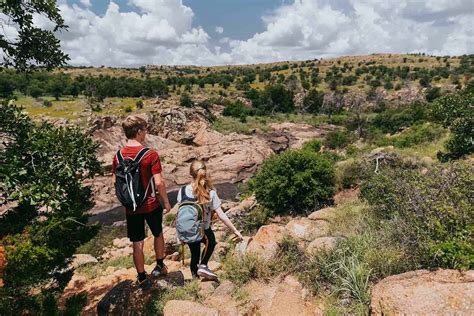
225, 0, 474, 64
79, 0, 91, 7
4, 0, 471, 66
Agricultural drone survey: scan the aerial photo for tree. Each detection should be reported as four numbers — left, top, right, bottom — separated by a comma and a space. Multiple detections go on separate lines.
0, 103, 101, 312
431, 91, 474, 160
302, 89, 323, 113
0, 1, 69, 71
259, 84, 294, 114
180, 92, 193, 107
346, 93, 366, 138
321, 92, 344, 118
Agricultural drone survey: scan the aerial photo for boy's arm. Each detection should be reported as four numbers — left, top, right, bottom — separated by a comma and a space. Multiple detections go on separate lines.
154, 173, 171, 213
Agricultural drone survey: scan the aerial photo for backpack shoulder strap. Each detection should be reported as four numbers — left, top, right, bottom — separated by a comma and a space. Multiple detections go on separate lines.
180, 185, 197, 202
116, 149, 124, 163
133, 147, 150, 163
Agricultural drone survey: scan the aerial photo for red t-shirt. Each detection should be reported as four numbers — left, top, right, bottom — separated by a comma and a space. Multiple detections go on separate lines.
112, 146, 162, 215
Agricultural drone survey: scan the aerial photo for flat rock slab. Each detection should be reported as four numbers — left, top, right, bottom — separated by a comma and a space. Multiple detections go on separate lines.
246, 224, 285, 259
371, 269, 474, 315
306, 237, 339, 254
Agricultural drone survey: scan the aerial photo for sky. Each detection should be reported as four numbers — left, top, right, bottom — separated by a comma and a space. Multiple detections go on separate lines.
11, 0, 474, 66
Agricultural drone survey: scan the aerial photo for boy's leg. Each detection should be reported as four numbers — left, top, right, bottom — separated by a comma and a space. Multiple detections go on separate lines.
145, 208, 168, 276
200, 228, 216, 266
188, 241, 201, 278
126, 213, 147, 277
145, 208, 165, 261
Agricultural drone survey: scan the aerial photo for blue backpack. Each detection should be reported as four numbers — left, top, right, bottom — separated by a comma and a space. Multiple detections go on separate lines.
176, 186, 206, 244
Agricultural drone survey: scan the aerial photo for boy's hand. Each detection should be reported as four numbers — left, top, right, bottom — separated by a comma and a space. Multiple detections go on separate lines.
163, 202, 171, 214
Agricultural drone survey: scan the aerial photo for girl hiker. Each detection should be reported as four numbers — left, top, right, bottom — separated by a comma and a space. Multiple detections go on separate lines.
176, 160, 243, 280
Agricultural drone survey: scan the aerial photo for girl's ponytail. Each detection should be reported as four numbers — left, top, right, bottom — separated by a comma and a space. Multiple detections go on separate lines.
190, 160, 213, 204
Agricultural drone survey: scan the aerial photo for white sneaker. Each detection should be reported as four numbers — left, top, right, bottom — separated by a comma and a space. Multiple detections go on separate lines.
197, 264, 218, 280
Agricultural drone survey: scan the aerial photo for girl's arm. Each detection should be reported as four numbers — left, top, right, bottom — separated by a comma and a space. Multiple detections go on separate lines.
214, 206, 243, 240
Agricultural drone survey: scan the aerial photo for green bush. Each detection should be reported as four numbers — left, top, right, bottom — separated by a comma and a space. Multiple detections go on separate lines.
375, 123, 445, 148
431, 92, 473, 160
249, 150, 335, 215
335, 159, 363, 190
43, 99, 53, 107
223, 100, 254, 119
0, 103, 101, 312
145, 280, 203, 315
123, 104, 133, 112
136, 99, 144, 109
180, 92, 193, 107
372, 102, 428, 134
361, 162, 473, 269
324, 130, 354, 149
301, 139, 322, 153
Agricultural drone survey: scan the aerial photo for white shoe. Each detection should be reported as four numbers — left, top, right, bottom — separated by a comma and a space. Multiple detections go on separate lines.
197, 264, 218, 280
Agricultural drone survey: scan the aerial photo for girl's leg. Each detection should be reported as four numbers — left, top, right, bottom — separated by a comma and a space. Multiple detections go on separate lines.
187, 241, 201, 277
200, 228, 216, 266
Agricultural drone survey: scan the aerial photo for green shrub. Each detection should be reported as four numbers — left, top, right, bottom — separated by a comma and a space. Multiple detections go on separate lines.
123, 105, 133, 112
335, 159, 363, 190
136, 99, 144, 109
372, 102, 428, 134
324, 130, 354, 149
223, 100, 254, 119
249, 150, 335, 215
180, 93, 193, 107
43, 99, 53, 107
376, 123, 445, 148
361, 162, 473, 269
431, 92, 473, 160
425, 87, 442, 102
301, 139, 322, 153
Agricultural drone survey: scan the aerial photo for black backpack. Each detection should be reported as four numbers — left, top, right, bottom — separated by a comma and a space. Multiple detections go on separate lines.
114, 147, 155, 211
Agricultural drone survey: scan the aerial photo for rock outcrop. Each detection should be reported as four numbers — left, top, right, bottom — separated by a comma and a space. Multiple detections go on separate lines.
370, 269, 474, 315
245, 224, 285, 259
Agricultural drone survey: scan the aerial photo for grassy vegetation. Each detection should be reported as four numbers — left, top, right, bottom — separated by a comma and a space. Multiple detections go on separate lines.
76, 225, 127, 257
144, 280, 203, 315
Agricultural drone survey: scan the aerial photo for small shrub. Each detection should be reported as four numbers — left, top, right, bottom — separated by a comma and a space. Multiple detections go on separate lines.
248, 150, 335, 215
425, 87, 442, 102
376, 123, 445, 148
180, 93, 193, 107
123, 105, 133, 112
301, 139, 322, 153
324, 130, 354, 149
136, 99, 144, 109
43, 99, 52, 107
223, 100, 254, 118
222, 253, 273, 286
335, 159, 363, 190
372, 102, 428, 134
361, 162, 473, 269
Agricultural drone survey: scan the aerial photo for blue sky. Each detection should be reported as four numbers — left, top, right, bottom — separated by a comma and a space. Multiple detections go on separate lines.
52, 0, 473, 66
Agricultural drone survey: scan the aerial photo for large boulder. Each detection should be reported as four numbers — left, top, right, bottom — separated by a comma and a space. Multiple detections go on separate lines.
246, 224, 285, 259
285, 218, 330, 241
163, 300, 219, 316
370, 269, 474, 315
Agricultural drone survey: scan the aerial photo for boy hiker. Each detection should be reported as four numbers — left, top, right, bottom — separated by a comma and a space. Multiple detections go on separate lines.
112, 115, 171, 288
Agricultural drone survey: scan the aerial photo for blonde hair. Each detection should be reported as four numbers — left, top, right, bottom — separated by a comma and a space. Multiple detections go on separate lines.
190, 160, 214, 204
122, 115, 147, 139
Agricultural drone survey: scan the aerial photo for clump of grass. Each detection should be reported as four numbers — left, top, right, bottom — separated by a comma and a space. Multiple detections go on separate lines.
77, 254, 154, 279
334, 255, 372, 304
144, 280, 203, 314
221, 252, 274, 286
76, 225, 127, 257
164, 213, 176, 226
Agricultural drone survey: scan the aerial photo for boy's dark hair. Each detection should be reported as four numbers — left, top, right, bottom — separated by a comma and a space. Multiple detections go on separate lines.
122, 115, 147, 139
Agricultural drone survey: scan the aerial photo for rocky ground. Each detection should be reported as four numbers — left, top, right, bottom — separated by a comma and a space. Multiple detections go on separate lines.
60, 100, 473, 315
